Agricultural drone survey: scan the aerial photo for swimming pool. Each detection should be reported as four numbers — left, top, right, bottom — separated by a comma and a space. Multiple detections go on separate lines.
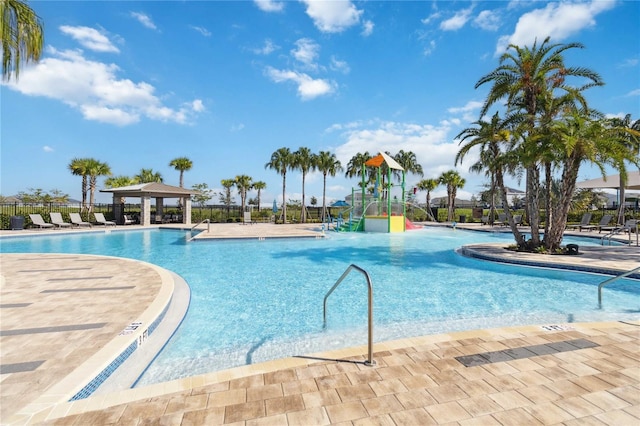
1, 227, 638, 387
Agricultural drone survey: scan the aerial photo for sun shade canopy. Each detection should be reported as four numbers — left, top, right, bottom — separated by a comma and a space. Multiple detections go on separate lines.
576, 171, 640, 190
365, 152, 404, 171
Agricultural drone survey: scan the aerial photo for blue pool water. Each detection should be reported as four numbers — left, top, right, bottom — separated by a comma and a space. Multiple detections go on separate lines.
1, 227, 638, 386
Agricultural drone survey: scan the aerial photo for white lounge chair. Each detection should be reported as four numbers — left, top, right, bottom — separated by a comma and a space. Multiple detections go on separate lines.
69, 213, 92, 228
601, 218, 638, 234
123, 214, 136, 225
93, 212, 116, 227
49, 212, 72, 229
581, 214, 612, 232
29, 214, 54, 229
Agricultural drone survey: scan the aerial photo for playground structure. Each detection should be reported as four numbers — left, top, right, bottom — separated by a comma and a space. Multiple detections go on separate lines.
331, 152, 422, 233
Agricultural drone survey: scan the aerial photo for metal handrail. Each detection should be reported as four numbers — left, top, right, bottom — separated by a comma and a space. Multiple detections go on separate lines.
598, 265, 640, 306
190, 218, 210, 232
323, 264, 376, 366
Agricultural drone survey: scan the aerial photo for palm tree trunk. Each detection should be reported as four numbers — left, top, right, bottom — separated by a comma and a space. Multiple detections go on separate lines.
496, 168, 524, 246
321, 174, 327, 223
526, 165, 542, 246
617, 182, 626, 225
546, 155, 581, 250
281, 174, 287, 223
544, 161, 552, 238
301, 174, 306, 223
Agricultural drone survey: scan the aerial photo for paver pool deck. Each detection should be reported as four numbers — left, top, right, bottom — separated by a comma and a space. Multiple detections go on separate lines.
0, 223, 638, 425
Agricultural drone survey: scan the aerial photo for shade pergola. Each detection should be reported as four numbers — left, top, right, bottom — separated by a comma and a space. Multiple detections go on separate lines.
100, 182, 197, 226
576, 171, 640, 190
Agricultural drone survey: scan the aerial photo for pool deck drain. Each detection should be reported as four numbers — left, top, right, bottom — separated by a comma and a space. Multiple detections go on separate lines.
0, 224, 638, 425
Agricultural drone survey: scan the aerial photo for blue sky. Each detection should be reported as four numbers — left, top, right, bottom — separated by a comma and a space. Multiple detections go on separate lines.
2, 0, 639, 205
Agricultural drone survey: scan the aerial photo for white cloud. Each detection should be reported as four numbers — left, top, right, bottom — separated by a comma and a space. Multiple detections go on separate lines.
331, 120, 458, 180
130, 12, 157, 30
423, 40, 436, 56
447, 100, 483, 114
43, 145, 54, 152
190, 25, 211, 37
330, 56, 350, 74
301, 0, 363, 33
619, 58, 639, 68
474, 10, 501, 31
496, 0, 616, 55
291, 38, 320, 69
4, 47, 202, 126
440, 6, 474, 31
421, 12, 441, 25
59, 26, 120, 53
265, 67, 335, 100
231, 123, 245, 132
361, 20, 374, 37
253, 39, 279, 55
626, 88, 640, 97
254, 0, 284, 13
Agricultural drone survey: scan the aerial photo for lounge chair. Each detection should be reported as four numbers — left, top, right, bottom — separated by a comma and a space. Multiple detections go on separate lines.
581, 214, 612, 232
513, 214, 523, 226
481, 215, 489, 225
494, 213, 507, 226
69, 213, 92, 228
123, 214, 136, 225
566, 212, 592, 231
29, 214, 54, 229
93, 212, 116, 227
242, 211, 256, 225
601, 218, 638, 235
49, 212, 72, 229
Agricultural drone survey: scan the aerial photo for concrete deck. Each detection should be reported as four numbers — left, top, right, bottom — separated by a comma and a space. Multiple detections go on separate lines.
0, 223, 638, 425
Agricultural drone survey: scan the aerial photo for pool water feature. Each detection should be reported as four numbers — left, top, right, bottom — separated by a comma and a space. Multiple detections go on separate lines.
1, 227, 637, 387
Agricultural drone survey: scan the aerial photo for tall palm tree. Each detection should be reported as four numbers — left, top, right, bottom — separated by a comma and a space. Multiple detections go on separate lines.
68, 157, 91, 211
475, 36, 603, 248
265, 147, 293, 223
234, 174, 253, 215
455, 112, 521, 231
345, 152, 372, 180
1, 0, 44, 81
607, 114, 640, 225
86, 159, 111, 213
393, 150, 423, 182
219, 179, 235, 219
292, 147, 316, 223
438, 170, 465, 222
134, 168, 163, 183
252, 181, 266, 214
169, 157, 193, 188
316, 151, 343, 223
416, 178, 439, 220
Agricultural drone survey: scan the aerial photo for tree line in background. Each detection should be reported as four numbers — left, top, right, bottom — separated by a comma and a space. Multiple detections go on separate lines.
2, 2, 638, 249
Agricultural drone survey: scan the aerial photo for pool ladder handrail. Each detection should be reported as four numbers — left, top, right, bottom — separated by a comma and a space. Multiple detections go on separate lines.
323, 264, 376, 366
598, 265, 640, 307
190, 218, 210, 233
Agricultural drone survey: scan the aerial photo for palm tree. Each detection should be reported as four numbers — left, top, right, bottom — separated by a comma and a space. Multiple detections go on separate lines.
134, 168, 163, 183
345, 152, 372, 180
252, 181, 266, 214
68, 157, 91, 211
455, 112, 521, 231
169, 157, 193, 188
86, 159, 111, 213
1, 0, 44, 81
393, 150, 423, 182
316, 151, 343, 223
475, 36, 603, 248
438, 170, 465, 222
265, 147, 293, 223
219, 179, 235, 219
607, 114, 640, 225
234, 174, 253, 215
416, 178, 439, 220
292, 147, 316, 223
